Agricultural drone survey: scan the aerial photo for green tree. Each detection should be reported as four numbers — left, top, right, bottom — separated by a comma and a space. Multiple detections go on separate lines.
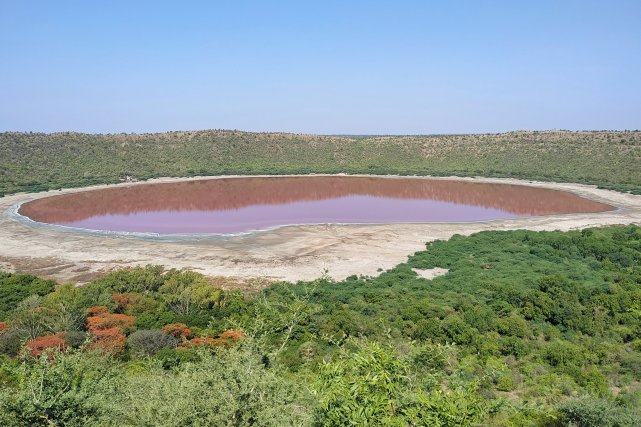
0, 349, 118, 427
103, 340, 312, 426
313, 341, 487, 426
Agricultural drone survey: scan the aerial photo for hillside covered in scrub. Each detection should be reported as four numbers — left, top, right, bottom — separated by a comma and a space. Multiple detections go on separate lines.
1, 225, 641, 426
1, 130, 641, 196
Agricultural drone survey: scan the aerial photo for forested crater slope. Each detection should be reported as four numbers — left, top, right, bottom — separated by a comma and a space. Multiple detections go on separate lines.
1, 130, 640, 196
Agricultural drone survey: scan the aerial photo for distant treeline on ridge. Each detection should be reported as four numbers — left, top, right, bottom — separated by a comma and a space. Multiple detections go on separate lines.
1, 130, 640, 196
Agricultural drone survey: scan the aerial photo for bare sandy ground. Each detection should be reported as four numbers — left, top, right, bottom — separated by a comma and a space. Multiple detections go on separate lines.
411, 268, 449, 280
1, 175, 641, 286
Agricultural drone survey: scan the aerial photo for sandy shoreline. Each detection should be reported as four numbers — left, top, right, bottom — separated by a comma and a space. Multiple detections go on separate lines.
1, 174, 641, 285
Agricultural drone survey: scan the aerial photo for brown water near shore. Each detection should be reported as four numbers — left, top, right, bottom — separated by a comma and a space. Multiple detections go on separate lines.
19, 176, 613, 234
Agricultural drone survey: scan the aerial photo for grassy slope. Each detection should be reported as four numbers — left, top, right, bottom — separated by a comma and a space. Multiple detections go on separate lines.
1, 130, 641, 195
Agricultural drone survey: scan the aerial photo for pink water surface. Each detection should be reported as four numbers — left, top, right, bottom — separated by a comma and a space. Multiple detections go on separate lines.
64, 195, 520, 234
20, 176, 613, 235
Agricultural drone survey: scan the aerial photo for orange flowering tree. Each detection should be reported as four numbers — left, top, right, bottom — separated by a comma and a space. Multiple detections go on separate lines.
162, 323, 192, 341
25, 333, 68, 358
87, 313, 135, 334
179, 329, 245, 350
111, 293, 143, 313
89, 328, 127, 355
85, 306, 135, 355
220, 330, 245, 341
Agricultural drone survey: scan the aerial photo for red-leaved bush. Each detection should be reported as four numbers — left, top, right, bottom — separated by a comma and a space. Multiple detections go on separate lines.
89, 327, 126, 355
220, 330, 245, 340
178, 329, 245, 350
25, 333, 68, 358
0, 321, 8, 332
87, 312, 135, 334
111, 293, 142, 312
85, 306, 135, 355
180, 337, 221, 348
162, 323, 192, 340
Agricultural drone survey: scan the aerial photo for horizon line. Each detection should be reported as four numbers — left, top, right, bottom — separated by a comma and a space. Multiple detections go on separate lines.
1, 128, 640, 137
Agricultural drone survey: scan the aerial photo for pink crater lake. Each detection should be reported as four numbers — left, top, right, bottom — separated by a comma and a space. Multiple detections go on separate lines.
19, 176, 613, 235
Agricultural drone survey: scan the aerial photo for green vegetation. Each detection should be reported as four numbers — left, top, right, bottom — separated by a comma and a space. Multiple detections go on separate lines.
0, 273, 55, 318
1, 130, 641, 196
2, 225, 641, 425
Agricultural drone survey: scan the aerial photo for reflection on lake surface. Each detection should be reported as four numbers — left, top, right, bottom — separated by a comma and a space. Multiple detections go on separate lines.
19, 177, 613, 234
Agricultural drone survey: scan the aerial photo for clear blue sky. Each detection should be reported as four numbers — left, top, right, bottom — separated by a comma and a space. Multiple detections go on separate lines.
1, 1, 640, 134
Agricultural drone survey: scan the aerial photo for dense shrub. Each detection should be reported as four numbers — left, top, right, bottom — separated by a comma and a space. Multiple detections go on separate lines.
64, 331, 89, 349
0, 350, 117, 427
127, 330, 179, 356
153, 348, 201, 369
558, 396, 641, 427
0, 273, 55, 316
544, 340, 585, 368
313, 341, 486, 426
0, 328, 22, 356
103, 344, 312, 426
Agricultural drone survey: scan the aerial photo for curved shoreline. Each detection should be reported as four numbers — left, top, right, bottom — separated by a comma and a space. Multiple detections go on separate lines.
1, 174, 640, 284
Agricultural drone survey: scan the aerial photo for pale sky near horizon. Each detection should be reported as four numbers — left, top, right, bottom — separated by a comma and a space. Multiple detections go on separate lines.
1, 1, 640, 134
